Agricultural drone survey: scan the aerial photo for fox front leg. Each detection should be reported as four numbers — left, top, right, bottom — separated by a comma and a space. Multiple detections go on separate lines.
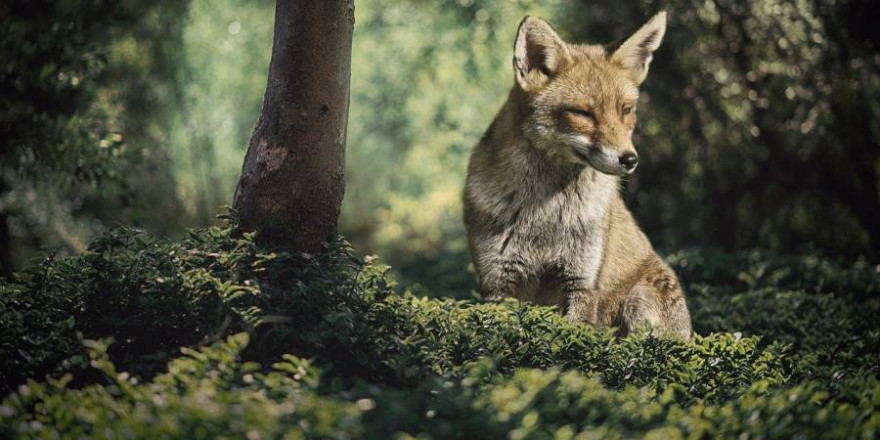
564, 289, 599, 323
620, 280, 692, 340
557, 268, 599, 323
477, 257, 530, 301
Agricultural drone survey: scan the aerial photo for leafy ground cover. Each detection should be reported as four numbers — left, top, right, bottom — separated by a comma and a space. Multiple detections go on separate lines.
1, 223, 878, 438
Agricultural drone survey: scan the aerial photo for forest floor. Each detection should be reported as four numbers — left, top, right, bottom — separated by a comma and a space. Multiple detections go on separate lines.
1, 223, 878, 438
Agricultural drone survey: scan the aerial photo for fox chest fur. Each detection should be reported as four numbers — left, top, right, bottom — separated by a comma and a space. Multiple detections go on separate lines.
465, 134, 616, 302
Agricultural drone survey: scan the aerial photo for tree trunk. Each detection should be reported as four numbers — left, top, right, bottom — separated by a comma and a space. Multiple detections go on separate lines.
233, 0, 354, 254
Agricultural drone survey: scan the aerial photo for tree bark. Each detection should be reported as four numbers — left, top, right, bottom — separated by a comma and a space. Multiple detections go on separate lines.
233, 0, 353, 254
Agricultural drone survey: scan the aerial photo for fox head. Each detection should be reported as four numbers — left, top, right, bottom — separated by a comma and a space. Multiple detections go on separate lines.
512, 12, 667, 175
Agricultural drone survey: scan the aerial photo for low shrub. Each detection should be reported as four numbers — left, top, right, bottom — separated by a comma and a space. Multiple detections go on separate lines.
1, 224, 878, 438
2, 334, 877, 439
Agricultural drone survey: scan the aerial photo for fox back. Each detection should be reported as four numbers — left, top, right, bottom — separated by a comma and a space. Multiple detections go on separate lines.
463, 12, 692, 339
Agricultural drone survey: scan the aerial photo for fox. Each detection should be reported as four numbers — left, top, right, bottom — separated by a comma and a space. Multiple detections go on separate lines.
463, 12, 692, 339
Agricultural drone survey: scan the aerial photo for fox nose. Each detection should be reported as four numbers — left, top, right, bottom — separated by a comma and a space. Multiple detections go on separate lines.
619, 152, 639, 171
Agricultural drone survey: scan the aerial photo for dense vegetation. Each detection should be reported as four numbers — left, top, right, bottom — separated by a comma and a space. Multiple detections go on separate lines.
2, 0, 879, 437
1, 224, 878, 438
3, 0, 880, 283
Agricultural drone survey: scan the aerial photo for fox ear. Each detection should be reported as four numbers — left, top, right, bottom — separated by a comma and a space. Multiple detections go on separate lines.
610, 11, 667, 85
513, 16, 570, 91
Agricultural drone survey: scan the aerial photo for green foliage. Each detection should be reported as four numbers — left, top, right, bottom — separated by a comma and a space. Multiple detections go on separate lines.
0, 225, 788, 402
2, 334, 362, 439
2, 226, 878, 437
341, 0, 880, 285
0, 0, 271, 269
0, 0, 192, 269
668, 248, 880, 296
4, 0, 880, 285
565, 0, 880, 256
4, 335, 878, 439
665, 248, 880, 398
2, 0, 880, 436
371, 365, 878, 439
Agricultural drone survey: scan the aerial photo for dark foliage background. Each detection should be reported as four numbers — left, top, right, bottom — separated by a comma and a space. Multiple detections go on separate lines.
2, 0, 879, 291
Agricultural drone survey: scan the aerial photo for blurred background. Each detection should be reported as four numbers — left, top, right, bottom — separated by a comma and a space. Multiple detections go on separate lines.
2, 0, 879, 297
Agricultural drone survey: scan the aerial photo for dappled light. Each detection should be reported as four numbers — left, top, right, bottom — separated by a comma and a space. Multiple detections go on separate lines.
1, 0, 879, 438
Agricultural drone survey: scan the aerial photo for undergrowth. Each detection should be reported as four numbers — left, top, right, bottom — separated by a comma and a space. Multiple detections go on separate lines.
1, 224, 878, 438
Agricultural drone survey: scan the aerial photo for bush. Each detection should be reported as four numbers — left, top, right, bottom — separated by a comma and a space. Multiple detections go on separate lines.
2, 335, 877, 439
1, 225, 878, 438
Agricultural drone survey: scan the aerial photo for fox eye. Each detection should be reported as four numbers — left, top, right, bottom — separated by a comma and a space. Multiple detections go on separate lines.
567, 108, 595, 120
622, 106, 634, 116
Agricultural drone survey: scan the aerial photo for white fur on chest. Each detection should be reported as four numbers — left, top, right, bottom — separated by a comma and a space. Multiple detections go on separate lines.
513, 168, 614, 285
468, 144, 617, 288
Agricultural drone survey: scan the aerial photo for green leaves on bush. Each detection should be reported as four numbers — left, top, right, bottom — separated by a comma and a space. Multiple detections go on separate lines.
1, 225, 878, 438
2, 334, 362, 439
2, 334, 877, 439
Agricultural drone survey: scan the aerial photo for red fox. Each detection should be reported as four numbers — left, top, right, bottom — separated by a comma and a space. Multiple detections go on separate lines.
463, 12, 692, 339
